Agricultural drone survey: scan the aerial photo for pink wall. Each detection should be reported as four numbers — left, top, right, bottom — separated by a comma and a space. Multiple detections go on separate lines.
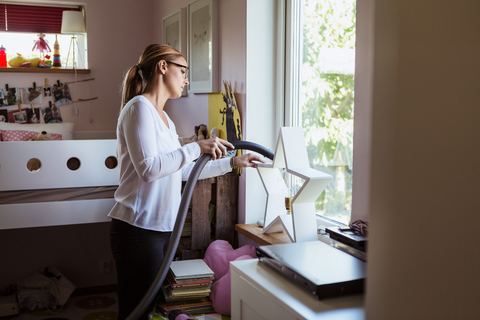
0, 0, 155, 132
0, 0, 155, 289
154, 0, 246, 138
1, 0, 247, 291
154, 0, 249, 249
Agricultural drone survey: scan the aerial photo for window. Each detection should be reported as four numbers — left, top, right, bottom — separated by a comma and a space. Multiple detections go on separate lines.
0, 3, 87, 69
286, 0, 356, 225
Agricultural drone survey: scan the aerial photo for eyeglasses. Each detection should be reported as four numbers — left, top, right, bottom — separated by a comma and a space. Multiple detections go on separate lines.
167, 61, 189, 80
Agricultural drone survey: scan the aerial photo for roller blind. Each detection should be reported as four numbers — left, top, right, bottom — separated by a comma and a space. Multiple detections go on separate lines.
0, 3, 82, 33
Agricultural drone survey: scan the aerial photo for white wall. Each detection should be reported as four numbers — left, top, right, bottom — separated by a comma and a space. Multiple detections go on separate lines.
365, 0, 480, 318
243, 0, 282, 228
351, 0, 374, 222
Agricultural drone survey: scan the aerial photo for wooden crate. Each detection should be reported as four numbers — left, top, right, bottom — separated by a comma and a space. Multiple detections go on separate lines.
177, 172, 238, 260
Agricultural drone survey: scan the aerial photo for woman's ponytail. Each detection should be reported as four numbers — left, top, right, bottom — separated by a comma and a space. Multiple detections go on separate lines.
120, 44, 185, 110
121, 65, 144, 110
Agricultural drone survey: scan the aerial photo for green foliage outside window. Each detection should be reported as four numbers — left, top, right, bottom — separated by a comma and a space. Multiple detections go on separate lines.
301, 0, 356, 224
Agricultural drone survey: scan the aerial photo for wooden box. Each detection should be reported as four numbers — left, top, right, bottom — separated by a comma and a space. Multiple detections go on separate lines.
177, 172, 238, 260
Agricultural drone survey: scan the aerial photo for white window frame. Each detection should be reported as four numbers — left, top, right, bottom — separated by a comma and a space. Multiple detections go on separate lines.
243, 0, 372, 235
284, 0, 302, 129
282, 0, 373, 227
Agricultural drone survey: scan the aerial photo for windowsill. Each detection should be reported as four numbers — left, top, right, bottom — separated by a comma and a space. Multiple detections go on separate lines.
236, 215, 342, 246
235, 223, 293, 246
236, 219, 366, 261
0, 67, 90, 74
235, 223, 332, 246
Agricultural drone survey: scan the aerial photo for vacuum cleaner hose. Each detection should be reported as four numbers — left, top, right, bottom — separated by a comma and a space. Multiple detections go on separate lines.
126, 140, 274, 320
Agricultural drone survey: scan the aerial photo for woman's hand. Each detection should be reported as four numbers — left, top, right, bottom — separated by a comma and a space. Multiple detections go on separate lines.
232, 153, 267, 168
196, 137, 234, 160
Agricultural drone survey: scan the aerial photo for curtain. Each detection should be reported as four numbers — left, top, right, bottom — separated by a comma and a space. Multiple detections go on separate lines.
0, 3, 81, 33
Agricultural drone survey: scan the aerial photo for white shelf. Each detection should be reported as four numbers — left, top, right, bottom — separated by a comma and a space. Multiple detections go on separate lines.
231, 259, 364, 320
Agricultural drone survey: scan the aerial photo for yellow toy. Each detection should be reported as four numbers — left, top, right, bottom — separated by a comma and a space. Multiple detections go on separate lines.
8, 54, 41, 67
29, 131, 52, 141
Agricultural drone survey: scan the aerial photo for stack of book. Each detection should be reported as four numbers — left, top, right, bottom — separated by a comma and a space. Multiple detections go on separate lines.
155, 259, 215, 317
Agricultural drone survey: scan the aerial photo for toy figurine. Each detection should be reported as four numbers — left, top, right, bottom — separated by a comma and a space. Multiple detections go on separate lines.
52, 35, 61, 68
39, 54, 52, 68
32, 33, 51, 59
178, 124, 208, 146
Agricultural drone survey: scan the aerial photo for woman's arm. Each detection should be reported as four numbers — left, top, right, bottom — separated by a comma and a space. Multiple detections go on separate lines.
120, 102, 201, 182
180, 151, 267, 181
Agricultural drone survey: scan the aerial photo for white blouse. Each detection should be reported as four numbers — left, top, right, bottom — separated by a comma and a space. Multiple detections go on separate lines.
108, 95, 232, 231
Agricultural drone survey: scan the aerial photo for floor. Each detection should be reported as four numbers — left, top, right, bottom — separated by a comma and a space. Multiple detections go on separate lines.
3, 291, 118, 320
2, 292, 230, 320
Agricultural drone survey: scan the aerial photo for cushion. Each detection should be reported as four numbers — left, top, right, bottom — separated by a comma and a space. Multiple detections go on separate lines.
203, 240, 256, 282
0, 129, 62, 141
0, 122, 74, 140
204, 241, 257, 315
210, 254, 255, 315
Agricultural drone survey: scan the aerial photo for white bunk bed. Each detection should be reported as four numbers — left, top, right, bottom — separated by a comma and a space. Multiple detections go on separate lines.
0, 122, 119, 230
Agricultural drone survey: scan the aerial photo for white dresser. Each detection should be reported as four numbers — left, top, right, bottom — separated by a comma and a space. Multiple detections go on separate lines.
231, 259, 364, 320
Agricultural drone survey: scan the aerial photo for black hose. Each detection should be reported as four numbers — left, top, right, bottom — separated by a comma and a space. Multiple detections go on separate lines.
126, 141, 274, 320
229, 141, 274, 161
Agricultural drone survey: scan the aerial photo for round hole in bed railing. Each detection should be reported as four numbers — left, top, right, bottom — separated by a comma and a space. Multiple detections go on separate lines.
27, 158, 42, 172
67, 157, 81, 171
105, 156, 118, 169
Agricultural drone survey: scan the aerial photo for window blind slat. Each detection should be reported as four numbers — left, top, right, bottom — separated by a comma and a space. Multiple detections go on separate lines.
2, 4, 81, 33
0, 4, 6, 31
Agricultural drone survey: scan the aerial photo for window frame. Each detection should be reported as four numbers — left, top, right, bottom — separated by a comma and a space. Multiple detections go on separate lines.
243, 0, 372, 237
282, 0, 372, 227
0, 2, 88, 70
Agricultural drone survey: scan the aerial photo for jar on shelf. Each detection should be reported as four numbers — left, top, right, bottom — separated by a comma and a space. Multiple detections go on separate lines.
0, 45, 7, 67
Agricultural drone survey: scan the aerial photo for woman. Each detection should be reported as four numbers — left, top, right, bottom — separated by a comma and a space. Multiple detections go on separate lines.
108, 44, 263, 320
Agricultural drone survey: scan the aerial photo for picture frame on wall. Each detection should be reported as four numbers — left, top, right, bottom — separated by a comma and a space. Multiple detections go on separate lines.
187, 0, 218, 93
163, 8, 188, 96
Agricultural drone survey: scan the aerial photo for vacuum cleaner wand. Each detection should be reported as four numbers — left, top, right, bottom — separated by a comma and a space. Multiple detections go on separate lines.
126, 141, 274, 320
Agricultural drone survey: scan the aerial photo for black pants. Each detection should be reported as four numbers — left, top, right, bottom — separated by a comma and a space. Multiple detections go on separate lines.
110, 218, 172, 320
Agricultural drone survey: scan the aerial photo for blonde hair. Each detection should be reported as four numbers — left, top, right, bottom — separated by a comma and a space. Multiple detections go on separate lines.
121, 44, 184, 109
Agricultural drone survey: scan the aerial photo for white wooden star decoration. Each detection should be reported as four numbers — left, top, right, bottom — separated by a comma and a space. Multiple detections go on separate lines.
256, 127, 333, 242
